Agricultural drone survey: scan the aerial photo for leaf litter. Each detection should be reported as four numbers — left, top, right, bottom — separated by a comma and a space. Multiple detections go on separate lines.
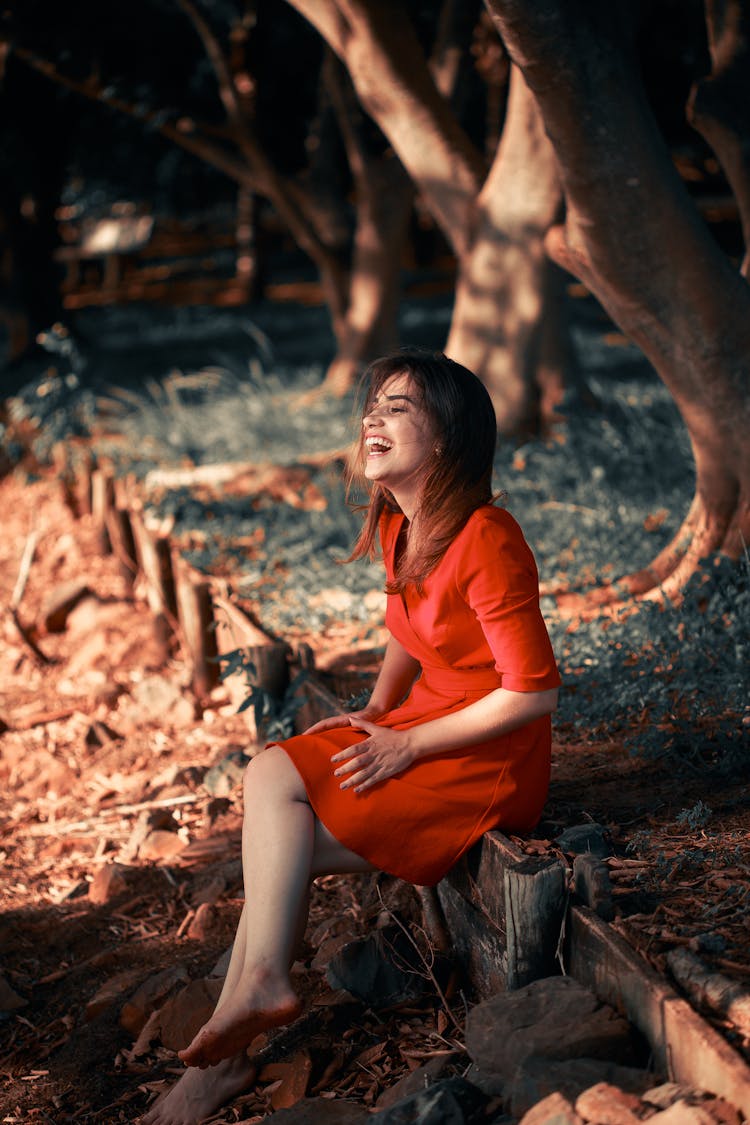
0, 294, 748, 1119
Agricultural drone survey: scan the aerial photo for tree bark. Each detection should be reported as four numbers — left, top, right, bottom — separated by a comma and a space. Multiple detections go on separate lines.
445, 64, 565, 434
486, 0, 750, 602
687, 0, 750, 277
287, 0, 570, 434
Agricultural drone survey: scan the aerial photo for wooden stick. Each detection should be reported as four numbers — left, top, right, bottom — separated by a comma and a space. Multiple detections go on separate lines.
173, 553, 219, 698
11, 528, 39, 610
28, 793, 202, 836
91, 468, 115, 554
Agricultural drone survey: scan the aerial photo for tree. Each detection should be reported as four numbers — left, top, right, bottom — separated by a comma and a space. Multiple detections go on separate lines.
286, 0, 568, 434
482, 0, 749, 605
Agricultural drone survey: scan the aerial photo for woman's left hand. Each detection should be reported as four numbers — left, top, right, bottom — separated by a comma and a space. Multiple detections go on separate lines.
331, 718, 416, 792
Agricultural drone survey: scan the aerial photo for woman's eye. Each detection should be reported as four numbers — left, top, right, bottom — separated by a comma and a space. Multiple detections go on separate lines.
389, 405, 406, 414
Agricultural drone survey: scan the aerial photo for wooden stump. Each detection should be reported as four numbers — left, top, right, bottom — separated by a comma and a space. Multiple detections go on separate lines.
212, 596, 291, 730
129, 510, 178, 621
173, 554, 219, 699
91, 468, 115, 554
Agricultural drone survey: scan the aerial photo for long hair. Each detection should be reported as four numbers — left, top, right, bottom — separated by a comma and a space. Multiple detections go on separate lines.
346, 349, 498, 594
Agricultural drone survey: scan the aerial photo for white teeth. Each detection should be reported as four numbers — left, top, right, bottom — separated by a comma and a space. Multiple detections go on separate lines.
366, 437, 392, 452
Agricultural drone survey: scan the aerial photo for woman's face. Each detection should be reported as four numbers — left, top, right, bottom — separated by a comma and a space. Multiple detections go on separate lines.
361, 373, 438, 508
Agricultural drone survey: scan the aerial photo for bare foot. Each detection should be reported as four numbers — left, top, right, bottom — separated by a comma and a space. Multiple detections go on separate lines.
140, 1052, 254, 1125
178, 975, 302, 1069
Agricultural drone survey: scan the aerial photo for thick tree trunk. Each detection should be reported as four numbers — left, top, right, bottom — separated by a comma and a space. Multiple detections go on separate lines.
287, 0, 571, 434
446, 65, 565, 435
486, 0, 750, 604
318, 54, 414, 396
687, 0, 750, 277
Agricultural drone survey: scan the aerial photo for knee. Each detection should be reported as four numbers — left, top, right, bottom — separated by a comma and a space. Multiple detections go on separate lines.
242, 745, 297, 800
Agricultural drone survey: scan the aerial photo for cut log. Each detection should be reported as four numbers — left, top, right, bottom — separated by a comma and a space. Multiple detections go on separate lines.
173, 554, 219, 699
565, 906, 750, 1117
666, 947, 750, 1040
106, 503, 138, 589
129, 510, 178, 621
91, 468, 115, 554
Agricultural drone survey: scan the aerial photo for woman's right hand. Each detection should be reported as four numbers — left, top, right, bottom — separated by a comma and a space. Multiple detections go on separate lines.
302, 706, 384, 737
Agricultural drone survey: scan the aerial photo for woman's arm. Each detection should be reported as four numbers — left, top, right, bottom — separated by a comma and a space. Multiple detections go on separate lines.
333, 685, 558, 791
301, 634, 420, 736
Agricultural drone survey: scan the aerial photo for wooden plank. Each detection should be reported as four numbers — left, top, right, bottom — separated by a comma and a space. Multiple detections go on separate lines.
566, 906, 750, 1117
436, 879, 507, 999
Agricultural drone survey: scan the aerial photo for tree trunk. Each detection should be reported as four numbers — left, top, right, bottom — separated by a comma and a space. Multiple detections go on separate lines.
687, 0, 750, 278
287, 0, 571, 434
318, 53, 414, 396
445, 64, 565, 435
486, 0, 750, 603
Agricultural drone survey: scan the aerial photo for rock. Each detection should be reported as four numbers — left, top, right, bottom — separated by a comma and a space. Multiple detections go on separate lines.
88, 862, 131, 904
157, 977, 223, 1051
190, 874, 226, 907
0, 974, 27, 1012
375, 1050, 464, 1109
268, 1099, 367, 1124
85, 968, 144, 1022
555, 824, 611, 858
120, 965, 190, 1036
203, 749, 251, 796
465, 977, 635, 1083
119, 675, 196, 728
370, 1076, 487, 1124
573, 853, 615, 921
263, 1050, 314, 1110
137, 829, 187, 862
39, 579, 92, 633
326, 925, 452, 1008
575, 1082, 643, 1124
505, 1057, 655, 1118
84, 720, 121, 749
518, 1092, 583, 1125
186, 902, 219, 941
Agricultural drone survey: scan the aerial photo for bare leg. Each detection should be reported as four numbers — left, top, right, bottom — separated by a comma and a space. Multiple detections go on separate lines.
141, 748, 372, 1125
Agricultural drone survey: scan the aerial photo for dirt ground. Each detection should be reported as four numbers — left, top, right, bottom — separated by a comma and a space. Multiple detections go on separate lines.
0, 459, 748, 1122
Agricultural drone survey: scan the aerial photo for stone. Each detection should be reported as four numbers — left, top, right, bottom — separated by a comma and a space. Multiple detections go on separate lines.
573, 853, 615, 921
643, 1083, 694, 1110
203, 749, 250, 796
326, 926, 451, 1008
120, 965, 190, 1036
137, 829, 187, 862
157, 977, 223, 1051
186, 902, 219, 941
518, 1092, 584, 1125
575, 1082, 643, 1124
465, 977, 635, 1082
85, 968, 144, 1021
505, 1057, 655, 1118
39, 579, 92, 633
370, 1076, 488, 1124
88, 862, 131, 904
375, 1050, 464, 1109
555, 824, 611, 858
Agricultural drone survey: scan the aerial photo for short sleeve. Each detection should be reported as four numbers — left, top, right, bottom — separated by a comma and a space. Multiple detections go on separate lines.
456, 513, 561, 693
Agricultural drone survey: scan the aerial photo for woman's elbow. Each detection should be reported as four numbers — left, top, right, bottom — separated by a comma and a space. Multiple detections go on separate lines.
537, 688, 559, 718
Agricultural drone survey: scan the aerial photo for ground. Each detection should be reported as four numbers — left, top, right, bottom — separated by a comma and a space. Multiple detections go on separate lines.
0, 297, 748, 1121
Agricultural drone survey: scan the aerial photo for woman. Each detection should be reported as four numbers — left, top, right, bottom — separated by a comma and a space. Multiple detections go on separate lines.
142, 350, 560, 1125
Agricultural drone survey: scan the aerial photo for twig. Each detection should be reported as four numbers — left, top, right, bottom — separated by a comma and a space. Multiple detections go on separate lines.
11, 527, 39, 609
28, 793, 203, 836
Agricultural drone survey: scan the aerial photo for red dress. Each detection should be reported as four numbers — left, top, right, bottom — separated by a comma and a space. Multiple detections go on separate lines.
276, 505, 561, 886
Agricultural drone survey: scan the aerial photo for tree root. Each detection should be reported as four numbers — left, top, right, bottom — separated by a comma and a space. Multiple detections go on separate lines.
548, 493, 747, 621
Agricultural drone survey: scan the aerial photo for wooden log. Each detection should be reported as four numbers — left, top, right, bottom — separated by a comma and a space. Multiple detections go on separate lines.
129, 509, 178, 621
213, 596, 291, 700
91, 468, 115, 554
75, 451, 94, 517
438, 831, 568, 995
666, 947, 750, 1039
173, 554, 219, 699
566, 905, 750, 1117
105, 503, 138, 589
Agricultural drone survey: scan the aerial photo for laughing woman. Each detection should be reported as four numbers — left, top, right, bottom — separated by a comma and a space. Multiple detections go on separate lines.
142, 350, 560, 1125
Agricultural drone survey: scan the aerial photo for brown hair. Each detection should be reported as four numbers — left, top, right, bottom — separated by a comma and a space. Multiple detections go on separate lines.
347, 349, 498, 594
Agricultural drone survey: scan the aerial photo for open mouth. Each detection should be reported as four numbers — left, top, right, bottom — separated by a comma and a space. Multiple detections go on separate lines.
365, 437, 393, 455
